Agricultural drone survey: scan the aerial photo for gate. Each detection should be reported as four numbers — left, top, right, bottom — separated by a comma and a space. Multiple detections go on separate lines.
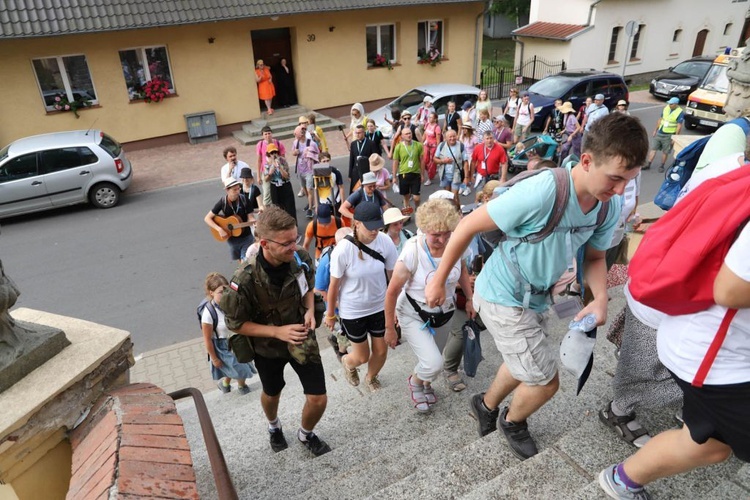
481, 56, 566, 101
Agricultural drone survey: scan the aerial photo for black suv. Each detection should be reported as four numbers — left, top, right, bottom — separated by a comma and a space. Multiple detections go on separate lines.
525, 70, 629, 130
649, 56, 713, 103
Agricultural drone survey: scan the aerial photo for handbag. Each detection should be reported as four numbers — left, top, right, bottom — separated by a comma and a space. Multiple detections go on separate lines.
405, 293, 454, 328
228, 334, 255, 363
462, 320, 483, 377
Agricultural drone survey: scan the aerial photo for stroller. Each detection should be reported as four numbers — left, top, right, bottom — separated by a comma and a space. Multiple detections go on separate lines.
507, 134, 559, 174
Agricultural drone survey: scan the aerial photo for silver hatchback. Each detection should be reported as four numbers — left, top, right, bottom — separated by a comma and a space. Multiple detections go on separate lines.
0, 130, 133, 219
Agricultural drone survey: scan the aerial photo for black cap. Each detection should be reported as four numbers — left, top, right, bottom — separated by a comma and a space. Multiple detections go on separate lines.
354, 202, 384, 231
240, 167, 253, 179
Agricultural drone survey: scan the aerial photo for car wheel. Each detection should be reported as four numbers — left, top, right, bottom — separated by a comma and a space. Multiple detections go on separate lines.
89, 182, 120, 208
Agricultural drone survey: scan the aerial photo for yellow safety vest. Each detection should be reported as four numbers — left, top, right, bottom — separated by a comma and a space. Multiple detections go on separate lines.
660, 106, 682, 134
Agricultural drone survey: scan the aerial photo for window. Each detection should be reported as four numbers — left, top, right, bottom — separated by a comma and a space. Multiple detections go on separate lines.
724, 23, 733, 36
39, 148, 98, 175
119, 46, 175, 100
32, 55, 98, 111
608, 27, 621, 64
630, 24, 646, 61
0, 154, 38, 183
418, 20, 444, 57
366, 24, 396, 64
673, 29, 682, 42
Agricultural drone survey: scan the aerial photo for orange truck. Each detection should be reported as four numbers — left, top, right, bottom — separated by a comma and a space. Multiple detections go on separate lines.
684, 47, 745, 130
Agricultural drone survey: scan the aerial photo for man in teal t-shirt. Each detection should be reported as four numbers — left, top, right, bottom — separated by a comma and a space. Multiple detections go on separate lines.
423, 113, 648, 461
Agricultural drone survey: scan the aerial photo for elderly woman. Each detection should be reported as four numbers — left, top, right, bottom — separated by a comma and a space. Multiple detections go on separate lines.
254, 59, 275, 115
384, 199, 475, 412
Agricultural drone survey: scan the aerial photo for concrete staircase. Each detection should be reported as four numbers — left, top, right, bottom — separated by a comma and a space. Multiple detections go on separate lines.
176, 287, 750, 499
232, 105, 346, 145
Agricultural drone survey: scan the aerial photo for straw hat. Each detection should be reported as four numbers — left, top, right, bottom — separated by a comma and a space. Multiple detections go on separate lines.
383, 207, 409, 225
559, 101, 575, 114
369, 154, 385, 172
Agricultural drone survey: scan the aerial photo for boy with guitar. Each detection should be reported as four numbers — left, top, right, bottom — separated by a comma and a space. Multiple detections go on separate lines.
205, 177, 256, 263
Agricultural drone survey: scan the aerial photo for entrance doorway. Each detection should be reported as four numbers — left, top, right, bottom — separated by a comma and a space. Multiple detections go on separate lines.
251, 28, 297, 109
692, 29, 709, 56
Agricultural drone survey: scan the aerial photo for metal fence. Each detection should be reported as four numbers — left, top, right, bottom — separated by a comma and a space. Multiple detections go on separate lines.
481, 56, 566, 101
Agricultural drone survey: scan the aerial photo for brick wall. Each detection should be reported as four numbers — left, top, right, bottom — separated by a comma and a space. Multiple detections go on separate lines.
67, 383, 198, 499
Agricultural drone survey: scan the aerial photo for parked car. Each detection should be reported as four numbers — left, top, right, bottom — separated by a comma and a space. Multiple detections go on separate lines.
525, 70, 629, 130
368, 83, 480, 138
0, 130, 132, 219
649, 56, 713, 103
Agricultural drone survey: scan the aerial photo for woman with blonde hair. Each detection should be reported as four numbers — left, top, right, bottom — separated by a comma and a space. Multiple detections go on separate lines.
254, 59, 275, 115
475, 89, 493, 118
384, 199, 475, 412
200, 272, 256, 394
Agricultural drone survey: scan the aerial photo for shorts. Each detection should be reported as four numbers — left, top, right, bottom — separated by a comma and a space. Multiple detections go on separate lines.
473, 294, 556, 385
397, 173, 421, 196
439, 177, 461, 192
514, 122, 529, 138
672, 371, 750, 462
253, 353, 327, 396
299, 172, 314, 190
340, 310, 386, 343
228, 233, 254, 261
651, 133, 674, 153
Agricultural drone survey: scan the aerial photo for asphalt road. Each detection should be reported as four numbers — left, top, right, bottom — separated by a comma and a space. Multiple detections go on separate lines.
0, 101, 704, 354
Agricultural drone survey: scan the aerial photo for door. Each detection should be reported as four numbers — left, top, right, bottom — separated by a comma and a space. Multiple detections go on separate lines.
0, 153, 50, 217
251, 28, 297, 108
40, 147, 97, 206
693, 29, 709, 57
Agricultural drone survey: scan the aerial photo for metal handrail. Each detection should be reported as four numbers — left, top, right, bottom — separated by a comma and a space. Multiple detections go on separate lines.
169, 387, 238, 500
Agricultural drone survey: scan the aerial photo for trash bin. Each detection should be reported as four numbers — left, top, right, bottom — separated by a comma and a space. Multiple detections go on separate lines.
185, 111, 218, 145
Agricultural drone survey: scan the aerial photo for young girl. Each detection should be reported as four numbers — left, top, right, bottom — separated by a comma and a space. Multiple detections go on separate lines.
201, 272, 256, 394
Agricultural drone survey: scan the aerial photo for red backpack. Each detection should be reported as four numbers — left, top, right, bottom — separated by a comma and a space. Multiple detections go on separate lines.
628, 165, 750, 315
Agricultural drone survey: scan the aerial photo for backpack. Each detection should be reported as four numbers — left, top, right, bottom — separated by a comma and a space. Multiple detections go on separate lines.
483, 167, 610, 307
654, 117, 750, 210
197, 298, 218, 338
629, 165, 750, 315
312, 216, 342, 250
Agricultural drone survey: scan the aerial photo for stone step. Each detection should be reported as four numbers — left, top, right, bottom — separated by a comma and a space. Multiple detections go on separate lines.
261, 105, 309, 120
232, 107, 346, 145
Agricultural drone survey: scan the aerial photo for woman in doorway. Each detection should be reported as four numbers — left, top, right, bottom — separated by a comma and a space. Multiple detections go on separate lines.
255, 59, 276, 115
274, 58, 297, 108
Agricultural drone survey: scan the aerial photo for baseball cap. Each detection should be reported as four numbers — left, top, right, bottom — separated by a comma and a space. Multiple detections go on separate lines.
594, 93, 605, 101
316, 203, 332, 224
520, 91, 529, 97
223, 177, 241, 189
354, 202, 385, 231
617, 100, 627, 106
361, 171, 377, 185
423, 96, 434, 104
266, 143, 279, 154
667, 97, 680, 104
461, 100, 473, 110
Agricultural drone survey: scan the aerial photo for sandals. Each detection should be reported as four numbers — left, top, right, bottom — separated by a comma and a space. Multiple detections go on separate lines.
423, 384, 437, 406
444, 371, 467, 392
599, 401, 651, 447
407, 375, 430, 413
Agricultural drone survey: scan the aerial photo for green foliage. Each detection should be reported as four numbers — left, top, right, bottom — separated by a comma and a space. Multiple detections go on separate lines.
489, 0, 531, 21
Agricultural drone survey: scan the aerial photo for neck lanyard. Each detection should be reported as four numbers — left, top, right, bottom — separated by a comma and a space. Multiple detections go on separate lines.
356, 140, 365, 156
447, 112, 454, 124
362, 189, 373, 203
402, 141, 413, 159
422, 238, 438, 270
365, 131, 376, 142
483, 145, 492, 162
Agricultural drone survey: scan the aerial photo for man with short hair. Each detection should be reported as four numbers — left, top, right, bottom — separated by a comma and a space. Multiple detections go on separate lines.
392, 127, 425, 213
646, 96, 684, 172
204, 177, 255, 263
471, 130, 509, 185
434, 129, 469, 200
256, 126, 286, 206
220, 147, 250, 184
347, 124, 377, 194
424, 113, 648, 461
582, 93, 609, 134
221, 206, 331, 457
339, 171, 388, 219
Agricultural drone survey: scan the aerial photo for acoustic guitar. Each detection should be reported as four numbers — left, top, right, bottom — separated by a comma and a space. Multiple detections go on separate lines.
210, 215, 255, 242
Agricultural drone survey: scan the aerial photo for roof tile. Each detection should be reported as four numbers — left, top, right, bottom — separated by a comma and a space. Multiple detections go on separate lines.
512, 21, 588, 41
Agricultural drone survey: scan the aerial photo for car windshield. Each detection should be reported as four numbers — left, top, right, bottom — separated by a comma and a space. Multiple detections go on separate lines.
98, 133, 122, 158
672, 61, 711, 78
390, 89, 430, 113
0, 145, 8, 163
700, 64, 729, 93
527, 77, 573, 98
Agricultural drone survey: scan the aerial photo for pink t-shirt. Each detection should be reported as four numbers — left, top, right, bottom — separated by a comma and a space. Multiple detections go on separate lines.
424, 123, 441, 146
255, 139, 286, 163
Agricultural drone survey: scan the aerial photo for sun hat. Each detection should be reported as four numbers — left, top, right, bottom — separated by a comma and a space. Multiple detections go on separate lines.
461, 121, 474, 130
461, 100, 473, 110
667, 97, 680, 104
369, 154, 385, 171
223, 178, 241, 189
316, 203, 332, 224
383, 207, 408, 225
401, 110, 412, 118
559, 101, 575, 114
266, 143, 279, 154
361, 171, 377, 185
298, 116, 309, 124
354, 202, 385, 231
423, 96, 434, 104
617, 99, 628, 106
594, 93, 605, 101
240, 167, 253, 179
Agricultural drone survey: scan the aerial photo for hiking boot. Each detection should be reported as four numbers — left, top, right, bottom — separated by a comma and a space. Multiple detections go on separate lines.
365, 376, 382, 392
269, 428, 288, 452
217, 381, 231, 394
327, 334, 346, 363
237, 384, 251, 395
499, 406, 538, 460
469, 392, 499, 437
658, 164, 665, 173
299, 432, 331, 457
342, 356, 360, 386
598, 464, 652, 499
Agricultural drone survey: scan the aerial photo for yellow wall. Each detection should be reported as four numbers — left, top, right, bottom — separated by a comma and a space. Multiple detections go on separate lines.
8, 438, 71, 500
0, 3, 483, 146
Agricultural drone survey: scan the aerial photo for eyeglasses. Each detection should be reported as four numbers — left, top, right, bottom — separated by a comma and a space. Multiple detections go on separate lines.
265, 236, 300, 248
403, 117, 411, 120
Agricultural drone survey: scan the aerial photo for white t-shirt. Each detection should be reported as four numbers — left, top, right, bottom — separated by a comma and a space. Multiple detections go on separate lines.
220, 160, 250, 183
201, 302, 231, 339
624, 283, 665, 330
675, 152, 745, 205
657, 224, 750, 385
609, 173, 641, 248
398, 236, 461, 313
330, 232, 398, 319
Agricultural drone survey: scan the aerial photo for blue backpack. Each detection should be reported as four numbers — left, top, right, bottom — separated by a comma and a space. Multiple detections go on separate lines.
654, 117, 750, 210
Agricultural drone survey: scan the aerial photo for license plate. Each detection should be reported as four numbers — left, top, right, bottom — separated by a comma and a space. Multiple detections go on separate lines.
699, 120, 718, 126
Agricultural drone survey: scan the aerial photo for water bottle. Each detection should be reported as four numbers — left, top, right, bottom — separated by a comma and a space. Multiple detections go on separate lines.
568, 313, 597, 333
624, 213, 641, 233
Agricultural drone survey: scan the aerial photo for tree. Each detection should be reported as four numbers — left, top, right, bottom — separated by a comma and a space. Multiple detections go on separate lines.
489, 0, 531, 27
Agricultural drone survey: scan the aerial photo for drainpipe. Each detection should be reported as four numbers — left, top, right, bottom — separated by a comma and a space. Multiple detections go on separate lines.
473, 1, 492, 85
586, 0, 605, 26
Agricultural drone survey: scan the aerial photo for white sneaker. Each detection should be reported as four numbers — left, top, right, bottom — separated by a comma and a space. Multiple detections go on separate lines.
424, 179, 432, 186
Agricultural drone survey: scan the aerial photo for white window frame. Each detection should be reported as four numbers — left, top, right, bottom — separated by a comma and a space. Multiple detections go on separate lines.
32, 54, 99, 111
417, 19, 445, 58
118, 45, 176, 100
366, 24, 397, 64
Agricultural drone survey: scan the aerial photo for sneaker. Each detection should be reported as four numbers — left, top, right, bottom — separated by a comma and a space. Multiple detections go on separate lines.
365, 376, 382, 392
299, 432, 331, 457
298, 189, 305, 197
499, 406, 538, 460
469, 393, 499, 437
306, 209, 314, 219
269, 428, 288, 452
598, 465, 651, 499
217, 381, 231, 394
342, 356, 360, 386
327, 334, 346, 363
658, 164, 665, 173
424, 179, 432, 186
237, 384, 250, 395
